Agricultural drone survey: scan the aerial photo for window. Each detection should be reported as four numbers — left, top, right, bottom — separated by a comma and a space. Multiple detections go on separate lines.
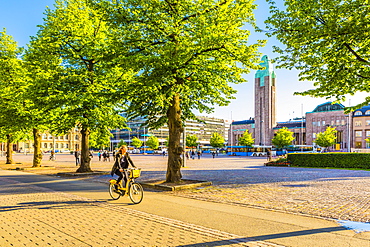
49, 135, 53, 139
331, 120, 334, 126
44, 143, 47, 148
66, 144, 69, 148
61, 143, 64, 148
366, 120, 370, 126
366, 131, 370, 137
356, 131, 362, 137
336, 120, 340, 125
317, 121, 321, 127
49, 143, 53, 148
313, 122, 316, 126
42, 134, 47, 140
322, 121, 325, 126
55, 143, 58, 148
355, 121, 362, 127
75, 135, 79, 140
65, 135, 68, 140
354, 111, 363, 116
341, 120, 345, 125
313, 133, 316, 139
366, 110, 370, 115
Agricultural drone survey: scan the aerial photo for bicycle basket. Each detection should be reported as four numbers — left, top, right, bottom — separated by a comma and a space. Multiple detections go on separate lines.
130, 168, 141, 178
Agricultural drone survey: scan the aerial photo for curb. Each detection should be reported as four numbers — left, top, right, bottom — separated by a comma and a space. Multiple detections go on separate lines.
141, 179, 212, 191
56, 171, 109, 177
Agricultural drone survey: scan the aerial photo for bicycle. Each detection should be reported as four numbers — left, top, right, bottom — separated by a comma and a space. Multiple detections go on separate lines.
109, 168, 144, 204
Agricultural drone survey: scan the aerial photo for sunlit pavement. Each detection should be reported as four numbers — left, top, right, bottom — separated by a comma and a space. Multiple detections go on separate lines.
1, 153, 370, 246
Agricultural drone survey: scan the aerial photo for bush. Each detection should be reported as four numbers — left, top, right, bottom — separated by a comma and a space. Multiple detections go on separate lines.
265, 157, 291, 167
287, 153, 370, 169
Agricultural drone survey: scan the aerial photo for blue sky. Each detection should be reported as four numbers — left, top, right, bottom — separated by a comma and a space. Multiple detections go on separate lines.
0, 0, 365, 122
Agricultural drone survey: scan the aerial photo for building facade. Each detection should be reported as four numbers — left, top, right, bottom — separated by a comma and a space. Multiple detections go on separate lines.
254, 55, 276, 145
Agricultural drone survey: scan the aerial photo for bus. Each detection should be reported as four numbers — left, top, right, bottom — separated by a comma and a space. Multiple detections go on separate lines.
226, 145, 317, 156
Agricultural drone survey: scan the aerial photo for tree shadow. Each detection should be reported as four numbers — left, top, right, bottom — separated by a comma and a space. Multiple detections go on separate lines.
179, 226, 347, 246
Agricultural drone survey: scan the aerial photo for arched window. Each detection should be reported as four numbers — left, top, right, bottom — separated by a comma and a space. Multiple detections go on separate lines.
75, 135, 79, 140
354, 111, 363, 116
365, 110, 370, 115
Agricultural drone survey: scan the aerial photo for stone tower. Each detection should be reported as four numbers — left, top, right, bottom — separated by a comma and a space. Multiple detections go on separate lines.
254, 55, 276, 145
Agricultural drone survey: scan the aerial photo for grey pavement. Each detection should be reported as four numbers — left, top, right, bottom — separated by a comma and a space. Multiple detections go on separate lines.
0, 169, 279, 247
1, 164, 370, 247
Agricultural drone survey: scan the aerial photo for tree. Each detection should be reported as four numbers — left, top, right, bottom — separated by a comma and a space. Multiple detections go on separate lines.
146, 135, 159, 151
118, 139, 127, 148
25, 0, 132, 172
238, 130, 254, 147
186, 135, 198, 149
210, 132, 225, 148
272, 127, 294, 149
315, 127, 337, 151
0, 29, 29, 164
131, 137, 143, 149
104, 0, 264, 182
264, 0, 370, 110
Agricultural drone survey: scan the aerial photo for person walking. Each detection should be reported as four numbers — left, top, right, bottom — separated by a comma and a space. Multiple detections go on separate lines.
98, 151, 102, 161
197, 150, 201, 159
212, 151, 215, 159
74, 150, 80, 166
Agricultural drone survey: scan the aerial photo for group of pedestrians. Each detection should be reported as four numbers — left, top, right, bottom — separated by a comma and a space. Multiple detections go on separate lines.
98, 150, 111, 162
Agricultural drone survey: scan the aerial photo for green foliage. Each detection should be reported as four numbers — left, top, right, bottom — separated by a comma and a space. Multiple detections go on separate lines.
24, 0, 132, 138
118, 139, 127, 147
89, 128, 112, 149
315, 127, 337, 149
264, 0, 370, 111
103, 0, 264, 128
238, 129, 254, 147
146, 135, 159, 150
287, 153, 370, 169
186, 135, 198, 148
210, 132, 225, 148
131, 137, 143, 149
271, 127, 294, 148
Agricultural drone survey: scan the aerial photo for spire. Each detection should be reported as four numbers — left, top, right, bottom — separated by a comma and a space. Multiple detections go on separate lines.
255, 55, 276, 80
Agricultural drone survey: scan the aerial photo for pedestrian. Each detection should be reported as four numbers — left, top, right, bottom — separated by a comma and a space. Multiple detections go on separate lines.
74, 149, 80, 166
185, 151, 189, 160
162, 150, 166, 157
113, 150, 116, 160
191, 150, 195, 159
212, 151, 215, 159
197, 150, 201, 159
98, 151, 101, 161
267, 149, 272, 161
107, 151, 110, 162
49, 150, 55, 161
102, 151, 107, 162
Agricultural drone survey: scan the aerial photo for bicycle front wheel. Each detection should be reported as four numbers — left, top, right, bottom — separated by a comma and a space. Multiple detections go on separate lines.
128, 182, 143, 204
109, 182, 121, 200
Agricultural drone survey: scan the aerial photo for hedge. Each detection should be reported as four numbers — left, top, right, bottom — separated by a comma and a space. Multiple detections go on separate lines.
287, 153, 370, 169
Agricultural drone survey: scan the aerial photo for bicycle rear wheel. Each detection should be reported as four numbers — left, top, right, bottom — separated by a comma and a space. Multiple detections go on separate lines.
109, 182, 121, 200
128, 182, 143, 204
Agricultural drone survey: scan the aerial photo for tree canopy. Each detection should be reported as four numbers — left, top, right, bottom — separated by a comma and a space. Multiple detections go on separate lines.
210, 132, 225, 148
264, 0, 370, 110
271, 127, 294, 148
25, 0, 133, 172
146, 135, 159, 150
186, 135, 198, 148
238, 129, 254, 147
315, 126, 337, 150
101, 0, 264, 182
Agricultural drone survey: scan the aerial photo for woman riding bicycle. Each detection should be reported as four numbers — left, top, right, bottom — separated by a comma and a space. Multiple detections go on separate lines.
110, 145, 136, 189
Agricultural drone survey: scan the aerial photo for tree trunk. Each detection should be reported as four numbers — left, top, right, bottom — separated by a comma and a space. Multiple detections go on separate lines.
32, 128, 42, 167
76, 126, 92, 173
6, 134, 13, 164
166, 93, 183, 183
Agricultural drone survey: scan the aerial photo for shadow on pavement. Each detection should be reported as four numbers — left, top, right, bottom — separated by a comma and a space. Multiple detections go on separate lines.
179, 226, 347, 246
